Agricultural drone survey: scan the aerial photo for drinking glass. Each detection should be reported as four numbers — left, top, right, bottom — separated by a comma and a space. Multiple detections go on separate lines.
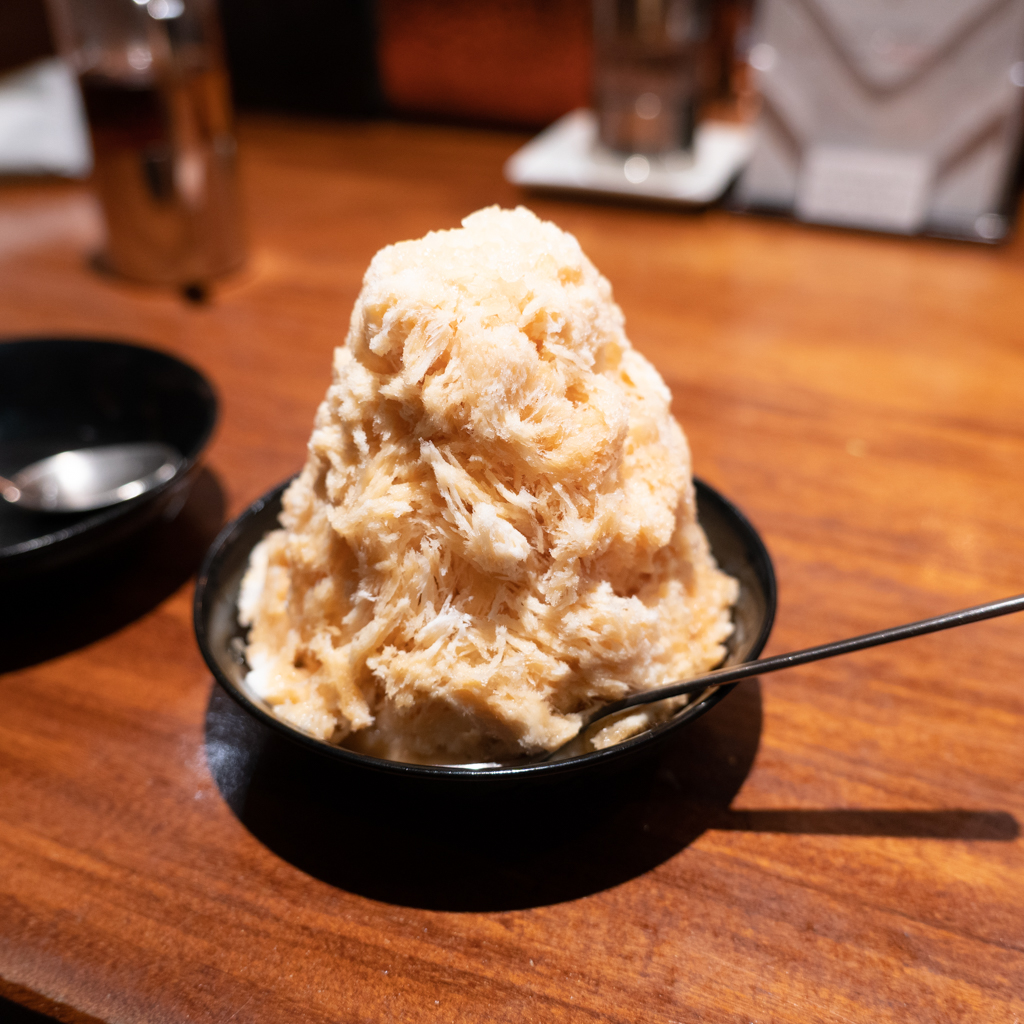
46, 0, 245, 288
593, 0, 709, 155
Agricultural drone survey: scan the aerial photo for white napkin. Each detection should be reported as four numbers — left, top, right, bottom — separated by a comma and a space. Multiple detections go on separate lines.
0, 56, 92, 177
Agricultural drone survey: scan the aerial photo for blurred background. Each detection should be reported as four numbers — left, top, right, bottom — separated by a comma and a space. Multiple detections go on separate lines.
8, 0, 1024, 253
0, 0, 752, 126
3, 0, 1024, 272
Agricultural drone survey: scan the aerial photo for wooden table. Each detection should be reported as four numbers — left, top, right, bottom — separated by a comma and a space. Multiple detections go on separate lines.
2, 117, 1023, 1024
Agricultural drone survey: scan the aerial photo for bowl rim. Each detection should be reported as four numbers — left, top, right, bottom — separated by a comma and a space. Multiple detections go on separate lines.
0, 336, 219, 562
194, 476, 776, 781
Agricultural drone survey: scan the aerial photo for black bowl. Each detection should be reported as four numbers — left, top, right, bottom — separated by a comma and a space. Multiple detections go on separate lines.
194, 477, 776, 789
0, 338, 218, 580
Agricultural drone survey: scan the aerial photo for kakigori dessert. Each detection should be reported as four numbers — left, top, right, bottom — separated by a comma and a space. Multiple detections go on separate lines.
238, 206, 738, 764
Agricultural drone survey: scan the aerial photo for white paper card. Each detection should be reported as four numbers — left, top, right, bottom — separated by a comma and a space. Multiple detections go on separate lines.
0, 57, 92, 177
796, 145, 932, 233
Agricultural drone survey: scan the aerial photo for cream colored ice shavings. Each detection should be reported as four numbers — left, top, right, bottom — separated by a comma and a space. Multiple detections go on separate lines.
239, 205, 737, 763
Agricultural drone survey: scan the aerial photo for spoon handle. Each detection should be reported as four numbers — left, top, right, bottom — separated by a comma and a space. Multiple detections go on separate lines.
590, 593, 1024, 724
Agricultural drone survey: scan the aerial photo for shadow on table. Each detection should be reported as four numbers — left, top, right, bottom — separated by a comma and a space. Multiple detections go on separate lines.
0, 983, 104, 1024
0, 997, 60, 1024
204, 677, 1020, 911
0, 467, 225, 673
717, 808, 1018, 840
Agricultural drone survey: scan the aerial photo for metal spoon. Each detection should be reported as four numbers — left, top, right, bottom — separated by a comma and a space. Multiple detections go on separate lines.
539, 593, 1024, 763
0, 442, 182, 513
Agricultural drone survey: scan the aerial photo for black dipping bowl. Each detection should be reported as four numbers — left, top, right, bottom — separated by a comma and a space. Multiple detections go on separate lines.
195, 477, 775, 789
0, 338, 218, 580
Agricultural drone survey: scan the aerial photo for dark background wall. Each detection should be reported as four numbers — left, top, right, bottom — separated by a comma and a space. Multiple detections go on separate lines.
217, 0, 382, 117
0, 0, 55, 75
1, 0, 383, 116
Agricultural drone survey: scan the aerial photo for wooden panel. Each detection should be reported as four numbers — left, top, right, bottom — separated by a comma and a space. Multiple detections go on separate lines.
0, 115, 1022, 1023
377, 0, 592, 126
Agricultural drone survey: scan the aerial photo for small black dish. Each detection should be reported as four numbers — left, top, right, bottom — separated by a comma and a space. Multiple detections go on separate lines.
195, 476, 776, 790
0, 338, 218, 580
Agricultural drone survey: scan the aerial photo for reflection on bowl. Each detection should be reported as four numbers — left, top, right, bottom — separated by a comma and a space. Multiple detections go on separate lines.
194, 477, 776, 788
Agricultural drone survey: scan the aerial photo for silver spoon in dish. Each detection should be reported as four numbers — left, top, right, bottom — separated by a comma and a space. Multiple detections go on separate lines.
537, 593, 1024, 764
0, 442, 182, 513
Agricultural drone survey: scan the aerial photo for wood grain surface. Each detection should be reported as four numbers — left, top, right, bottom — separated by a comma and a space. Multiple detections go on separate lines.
1, 116, 1023, 1024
